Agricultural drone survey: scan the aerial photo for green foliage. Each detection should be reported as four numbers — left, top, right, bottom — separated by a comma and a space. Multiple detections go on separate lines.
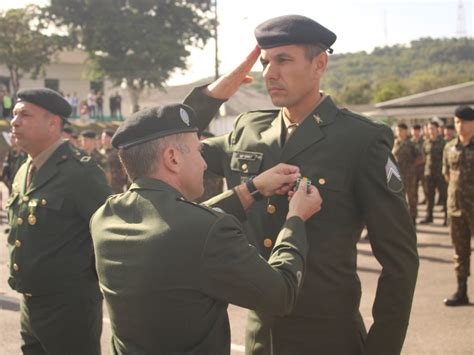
0, 5, 69, 95
46, 0, 214, 110
248, 38, 474, 105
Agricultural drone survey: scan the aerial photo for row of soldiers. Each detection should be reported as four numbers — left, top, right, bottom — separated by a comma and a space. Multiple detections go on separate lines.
1, 127, 128, 195
392, 120, 457, 226
393, 106, 474, 306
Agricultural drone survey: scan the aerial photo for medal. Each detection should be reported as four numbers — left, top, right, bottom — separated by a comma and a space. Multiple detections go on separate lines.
28, 214, 37, 225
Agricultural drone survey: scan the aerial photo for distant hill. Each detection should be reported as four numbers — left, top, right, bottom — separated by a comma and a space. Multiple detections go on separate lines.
247, 37, 474, 105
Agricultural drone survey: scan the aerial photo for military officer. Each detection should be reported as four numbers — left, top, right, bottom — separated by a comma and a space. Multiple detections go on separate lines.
79, 129, 107, 169
393, 123, 421, 224
421, 121, 447, 224
100, 128, 128, 193
8, 88, 112, 354
90, 104, 323, 354
183, 15, 419, 355
442, 106, 474, 306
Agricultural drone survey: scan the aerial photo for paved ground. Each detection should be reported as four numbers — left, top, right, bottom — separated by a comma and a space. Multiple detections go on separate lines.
0, 196, 473, 354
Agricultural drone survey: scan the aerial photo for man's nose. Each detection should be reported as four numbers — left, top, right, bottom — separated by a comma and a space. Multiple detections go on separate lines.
263, 62, 278, 81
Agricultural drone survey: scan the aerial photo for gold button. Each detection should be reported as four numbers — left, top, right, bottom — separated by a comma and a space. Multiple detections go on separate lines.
17, 217, 23, 225
15, 240, 21, 248
41, 199, 47, 206
318, 178, 326, 185
241, 163, 248, 172
22, 196, 29, 202
13, 263, 19, 271
263, 238, 273, 248
267, 204, 276, 214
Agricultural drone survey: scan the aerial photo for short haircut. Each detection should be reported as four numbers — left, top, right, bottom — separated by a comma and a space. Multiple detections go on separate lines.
118, 133, 189, 180
429, 121, 439, 128
301, 43, 326, 61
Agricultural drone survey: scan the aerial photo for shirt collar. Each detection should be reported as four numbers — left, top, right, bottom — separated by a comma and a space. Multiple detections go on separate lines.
282, 92, 328, 128
30, 138, 64, 171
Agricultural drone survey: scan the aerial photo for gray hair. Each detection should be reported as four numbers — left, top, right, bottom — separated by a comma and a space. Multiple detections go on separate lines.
301, 43, 326, 61
118, 133, 189, 180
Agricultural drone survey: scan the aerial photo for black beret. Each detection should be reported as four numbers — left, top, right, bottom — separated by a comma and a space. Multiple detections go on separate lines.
80, 130, 97, 139
412, 124, 422, 129
103, 128, 115, 137
397, 123, 408, 129
445, 123, 455, 129
255, 15, 336, 52
17, 88, 71, 119
112, 104, 198, 149
63, 126, 73, 134
454, 105, 474, 121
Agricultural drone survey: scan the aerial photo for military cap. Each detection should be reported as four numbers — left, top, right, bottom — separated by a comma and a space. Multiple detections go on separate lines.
17, 88, 71, 119
103, 128, 116, 137
412, 124, 422, 129
63, 126, 73, 134
445, 123, 455, 129
112, 104, 198, 149
200, 130, 215, 138
255, 15, 336, 53
397, 123, 408, 129
455, 105, 474, 121
80, 130, 97, 139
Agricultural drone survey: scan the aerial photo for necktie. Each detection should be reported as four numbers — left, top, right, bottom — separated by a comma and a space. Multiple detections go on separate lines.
285, 123, 298, 143
27, 163, 36, 188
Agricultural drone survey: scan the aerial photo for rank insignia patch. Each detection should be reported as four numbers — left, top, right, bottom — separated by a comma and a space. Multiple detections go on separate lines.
180, 108, 190, 126
385, 157, 404, 193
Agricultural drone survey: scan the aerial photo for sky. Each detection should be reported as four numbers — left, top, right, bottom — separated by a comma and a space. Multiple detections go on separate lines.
1, 0, 473, 85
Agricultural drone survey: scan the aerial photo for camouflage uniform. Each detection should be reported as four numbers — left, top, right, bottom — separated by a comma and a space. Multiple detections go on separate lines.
393, 138, 421, 221
1, 148, 27, 192
443, 137, 474, 279
423, 136, 447, 221
412, 136, 426, 203
103, 147, 129, 194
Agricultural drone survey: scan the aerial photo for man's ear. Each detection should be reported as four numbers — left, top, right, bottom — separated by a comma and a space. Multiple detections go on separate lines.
162, 145, 180, 174
313, 52, 328, 77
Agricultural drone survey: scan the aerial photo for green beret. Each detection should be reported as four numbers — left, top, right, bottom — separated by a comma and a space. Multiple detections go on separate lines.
397, 123, 408, 129
103, 128, 116, 137
17, 88, 71, 119
112, 104, 198, 149
255, 15, 336, 52
80, 129, 97, 139
455, 105, 474, 121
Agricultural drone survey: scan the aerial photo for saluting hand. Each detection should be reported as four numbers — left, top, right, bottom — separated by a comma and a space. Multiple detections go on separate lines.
253, 163, 300, 197
204, 45, 261, 100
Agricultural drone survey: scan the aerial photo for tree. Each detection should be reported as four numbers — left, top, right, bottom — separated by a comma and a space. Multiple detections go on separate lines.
0, 5, 68, 96
46, 0, 214, 113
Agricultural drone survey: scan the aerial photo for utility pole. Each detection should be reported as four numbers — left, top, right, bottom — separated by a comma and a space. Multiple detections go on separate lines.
213, 0, 219, 80
456, 0, 467, 37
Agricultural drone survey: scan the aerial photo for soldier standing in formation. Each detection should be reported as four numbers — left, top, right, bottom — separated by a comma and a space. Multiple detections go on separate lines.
91, 103, 323, 354
421, 121, 447, 225
7, 88, 112, 354
444, 123, 456, 143
79, 129, 107, 170
411, 123, 426, 205
100, 128, 129, 193
1, 135, 27, 193
442, 106, 474, 306
184, 15, 418, 355
393, 123, 421, 224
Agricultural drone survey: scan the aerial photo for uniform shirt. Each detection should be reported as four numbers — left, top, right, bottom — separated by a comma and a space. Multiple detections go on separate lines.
91, 178, 308, 355
443, 137, 474, 216
6, 141, 112, 296
392, 138, 421, 179
423, 136, 445, 177
184, 87, 419, 355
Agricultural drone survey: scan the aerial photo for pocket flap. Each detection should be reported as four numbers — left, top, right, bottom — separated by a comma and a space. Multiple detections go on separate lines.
230, 151, 263, 175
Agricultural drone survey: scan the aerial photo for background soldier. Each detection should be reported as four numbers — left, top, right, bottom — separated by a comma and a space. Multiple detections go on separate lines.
442, 106, 474, 306
393, 123, 421, 224
411, 124, 427, 205
1, 135, 27, 193
8, 88, 112, 354
421, 121, 447, 225
80, 129, 107, 170
101, 128, 128, 193
91, 104, 322, 354
444, 123, 456, 143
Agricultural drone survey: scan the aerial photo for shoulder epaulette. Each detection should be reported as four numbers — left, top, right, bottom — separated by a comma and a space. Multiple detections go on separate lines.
177, 197, 222, 218
339, 108, 382, 128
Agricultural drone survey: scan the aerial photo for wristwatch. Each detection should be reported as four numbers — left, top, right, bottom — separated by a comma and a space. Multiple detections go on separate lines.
245, 177, 263, 201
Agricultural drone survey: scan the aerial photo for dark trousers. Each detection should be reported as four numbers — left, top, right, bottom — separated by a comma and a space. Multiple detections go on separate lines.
246, 310, 367, 355
425, 174, 447, 216
449, 213, 473, 279
20, 293, 102, 355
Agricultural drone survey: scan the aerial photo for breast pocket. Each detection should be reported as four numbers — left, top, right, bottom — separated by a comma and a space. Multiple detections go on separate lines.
308, 171, 348, 222
30, 194, 65, 227
230, 150, 264, 184
5, 193, 19, 224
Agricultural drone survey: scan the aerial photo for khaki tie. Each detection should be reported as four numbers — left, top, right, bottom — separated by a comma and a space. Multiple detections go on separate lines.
27, 163, 36, 188
285, 123, 298, 143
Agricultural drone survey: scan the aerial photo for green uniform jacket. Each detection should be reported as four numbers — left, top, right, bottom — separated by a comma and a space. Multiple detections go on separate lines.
91, 178, 308, 355
185, 88, 419, 355
6, 141, 112, 296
